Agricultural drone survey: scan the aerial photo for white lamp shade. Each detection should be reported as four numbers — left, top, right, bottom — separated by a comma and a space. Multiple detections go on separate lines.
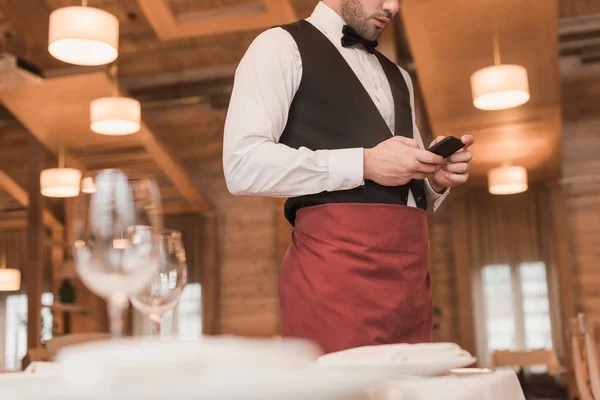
471, 64, 530, 110
41, 168, 82, 198
488, 164, 528, 195
48, 6, 119, 66
90, 97, 141, 135
81, 176, 96, 193
0, 268, 20, 291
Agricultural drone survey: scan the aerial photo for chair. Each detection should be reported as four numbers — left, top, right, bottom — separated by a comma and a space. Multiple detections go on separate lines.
491, 349, 563, 376
491, 349, 568, 399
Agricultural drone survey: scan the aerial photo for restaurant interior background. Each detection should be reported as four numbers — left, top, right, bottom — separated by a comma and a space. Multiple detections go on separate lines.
0, 0, 598, 397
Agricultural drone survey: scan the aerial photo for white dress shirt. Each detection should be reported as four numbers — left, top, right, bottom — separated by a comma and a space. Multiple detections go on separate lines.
223, 1, 449, 212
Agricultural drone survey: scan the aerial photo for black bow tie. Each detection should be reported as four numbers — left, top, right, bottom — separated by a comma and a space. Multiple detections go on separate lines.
341, 25, 378, 54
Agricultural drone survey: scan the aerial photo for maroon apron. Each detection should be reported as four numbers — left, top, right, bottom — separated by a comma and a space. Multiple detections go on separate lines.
279, 203, 432, 354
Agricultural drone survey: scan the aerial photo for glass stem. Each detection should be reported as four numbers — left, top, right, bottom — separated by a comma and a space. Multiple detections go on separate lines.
108, 294, 128, 338
149, 313, 161, 337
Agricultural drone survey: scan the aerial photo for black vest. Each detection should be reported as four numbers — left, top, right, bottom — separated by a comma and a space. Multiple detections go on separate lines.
279, 20, 427, 225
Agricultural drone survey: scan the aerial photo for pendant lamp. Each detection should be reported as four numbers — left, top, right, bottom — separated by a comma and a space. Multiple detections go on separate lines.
488, 163, 528, 195
41, 140, 82, 198
90, 64, 141, 136
0, 247, 20, 292
81, 176, 96, 193
470, 27, 530, 111
48, 0, 119, 66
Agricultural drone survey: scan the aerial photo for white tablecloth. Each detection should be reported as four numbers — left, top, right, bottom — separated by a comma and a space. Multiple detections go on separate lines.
1, 369, 526, 400
364, 369, 525, 400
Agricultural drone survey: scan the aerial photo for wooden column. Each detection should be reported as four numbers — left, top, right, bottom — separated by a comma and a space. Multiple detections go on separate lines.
450, 193, 477, 356
26, 137, 44, 349
549, 185, 576, 358
201, 211, 220, 335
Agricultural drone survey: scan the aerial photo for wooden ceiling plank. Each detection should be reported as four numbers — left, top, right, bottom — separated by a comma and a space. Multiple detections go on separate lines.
0, 0, 62, 69
0, 71, 212, 213
138, 0, 296, 40
402, 0, 563, 182
0, 170, 62, 230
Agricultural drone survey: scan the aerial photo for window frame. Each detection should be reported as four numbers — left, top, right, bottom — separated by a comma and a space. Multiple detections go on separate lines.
473, 261, 560, 367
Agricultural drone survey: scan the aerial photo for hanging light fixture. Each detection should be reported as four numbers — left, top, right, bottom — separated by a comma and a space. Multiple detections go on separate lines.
0, 246, 20, 292
48, 0, 119, 66
90, 64, 141, 135
81, 176, 96, 193
488, 163, 528, 195
41, 139, 82, 198
470, 24, 530, 111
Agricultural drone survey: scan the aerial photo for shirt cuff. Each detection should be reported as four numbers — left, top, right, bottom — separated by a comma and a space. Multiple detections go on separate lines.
425, 177, 450, 212
327, 148, 364, 191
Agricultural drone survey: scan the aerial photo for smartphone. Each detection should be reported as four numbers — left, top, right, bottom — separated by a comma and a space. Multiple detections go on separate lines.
427, 136, 464, 158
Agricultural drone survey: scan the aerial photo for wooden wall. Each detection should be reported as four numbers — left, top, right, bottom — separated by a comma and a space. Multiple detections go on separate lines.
561, 69, 600, 316
145, 105, 281, 337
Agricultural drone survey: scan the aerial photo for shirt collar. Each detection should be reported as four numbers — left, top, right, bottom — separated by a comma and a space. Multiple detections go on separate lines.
306, 1, 346, 43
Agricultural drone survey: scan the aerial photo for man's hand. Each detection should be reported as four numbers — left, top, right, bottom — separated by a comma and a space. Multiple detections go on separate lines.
428, 135, 475, 193
364, 136, 444, 186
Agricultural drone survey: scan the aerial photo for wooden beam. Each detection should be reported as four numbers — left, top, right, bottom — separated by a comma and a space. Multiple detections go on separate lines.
162, 200, 202, 215
138, 123, 212, 212
0, 170, 62, 230
26, 137, 44, 349
138, 0, 297, 40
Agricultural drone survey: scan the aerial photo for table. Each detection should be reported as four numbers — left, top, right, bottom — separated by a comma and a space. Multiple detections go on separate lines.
363, 369, 526, 400
0, 367, 525, 400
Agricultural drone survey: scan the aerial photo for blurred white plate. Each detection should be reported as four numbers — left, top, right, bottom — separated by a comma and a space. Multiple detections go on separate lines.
319, 356, 477, 378
318, 343, 477, 377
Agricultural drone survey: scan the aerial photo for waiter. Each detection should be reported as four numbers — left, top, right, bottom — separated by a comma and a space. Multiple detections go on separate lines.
223, 0, 474, 354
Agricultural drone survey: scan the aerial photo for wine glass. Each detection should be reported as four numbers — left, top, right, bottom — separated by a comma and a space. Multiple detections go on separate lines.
72, 169, 163, 338
130, 229, 188, 337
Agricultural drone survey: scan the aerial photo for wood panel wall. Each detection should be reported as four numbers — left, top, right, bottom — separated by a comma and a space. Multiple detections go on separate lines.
143, 104, 281, 337
561, 75, 600, 317
196, 157, 280, 336
559, 0, 600, 18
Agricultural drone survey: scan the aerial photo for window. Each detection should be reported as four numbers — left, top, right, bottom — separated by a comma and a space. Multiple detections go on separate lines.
478, 262, 554, 359
2, 292, 54, 371
4, 294, 27, 371
133, 283, 202, 338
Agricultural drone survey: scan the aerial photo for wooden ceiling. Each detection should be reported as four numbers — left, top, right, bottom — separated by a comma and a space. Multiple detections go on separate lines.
402, 0, 563, 185
0, 0, 597, 226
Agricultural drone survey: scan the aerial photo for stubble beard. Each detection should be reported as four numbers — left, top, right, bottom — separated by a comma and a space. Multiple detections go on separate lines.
340, 0, 384, 41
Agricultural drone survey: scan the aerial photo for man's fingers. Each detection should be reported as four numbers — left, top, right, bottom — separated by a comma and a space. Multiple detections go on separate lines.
416, 162, 439, 174
447, 150, 472, 164
444, 172, 469, 184
443, 162, 469, 174
416, 149, 444, 165
460, 135, 475, 150
428, 135, 446, 148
